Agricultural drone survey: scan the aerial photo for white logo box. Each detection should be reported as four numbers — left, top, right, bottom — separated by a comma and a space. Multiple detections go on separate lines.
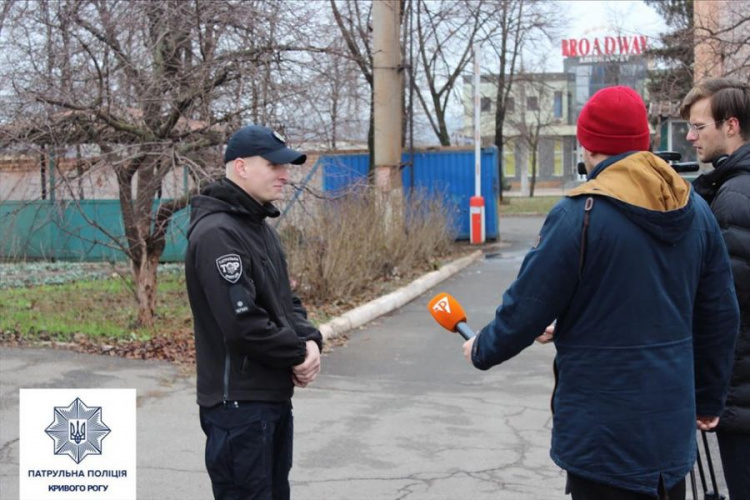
20, 389, 136, 500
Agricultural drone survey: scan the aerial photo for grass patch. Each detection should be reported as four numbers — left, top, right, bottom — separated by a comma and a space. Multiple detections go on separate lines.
500, 196, 561, 216
0, 272, 192, 342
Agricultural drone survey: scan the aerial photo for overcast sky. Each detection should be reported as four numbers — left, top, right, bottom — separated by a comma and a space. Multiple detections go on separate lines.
546, 0, 667, 71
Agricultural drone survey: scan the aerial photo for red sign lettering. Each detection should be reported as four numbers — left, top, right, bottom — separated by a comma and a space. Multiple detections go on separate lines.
561, 35, 648, 58
604, 37, 616, 55
592, 38, 603, 56
617, 36, 631, 54
579, 38, 590, 56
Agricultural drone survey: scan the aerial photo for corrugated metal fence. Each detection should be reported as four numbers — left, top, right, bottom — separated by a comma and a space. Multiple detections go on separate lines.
321, 147, 499, 240
0, 148, 498, 261
0, 200, 188, 261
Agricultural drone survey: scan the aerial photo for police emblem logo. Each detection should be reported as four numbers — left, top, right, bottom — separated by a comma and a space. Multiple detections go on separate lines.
272, 130, 286, 143
45, 397, 111, 464
216, 254, 243, 283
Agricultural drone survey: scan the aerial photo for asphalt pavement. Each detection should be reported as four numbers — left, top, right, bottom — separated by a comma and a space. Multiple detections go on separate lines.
0, 215, 725, 499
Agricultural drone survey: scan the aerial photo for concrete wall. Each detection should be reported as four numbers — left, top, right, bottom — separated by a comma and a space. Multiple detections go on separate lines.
0, 154, 324, 205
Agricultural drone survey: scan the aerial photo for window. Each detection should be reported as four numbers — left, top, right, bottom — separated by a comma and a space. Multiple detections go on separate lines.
506, 97, 515, 113
481, 97, 492, 112
527, 96, 539, 111
553, 91, 563, 118
503, 140, 516, 177
553, 140, 563, 176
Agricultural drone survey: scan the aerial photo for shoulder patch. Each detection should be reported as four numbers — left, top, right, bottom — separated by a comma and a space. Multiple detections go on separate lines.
216, 254, 243, 283
531, 234, 541, 249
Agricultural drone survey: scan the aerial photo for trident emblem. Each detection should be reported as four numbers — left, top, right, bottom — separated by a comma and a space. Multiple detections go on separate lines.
46, 398, 109, 463
69, 420, 87, 444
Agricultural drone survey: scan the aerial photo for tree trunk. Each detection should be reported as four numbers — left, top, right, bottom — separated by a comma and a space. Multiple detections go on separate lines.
437, 110, 450, 146
530, 145, 537, 197
132, 251, 161, 328
430, 89, 451, 146
368, 91, 375, 177
494, 76, 507, 203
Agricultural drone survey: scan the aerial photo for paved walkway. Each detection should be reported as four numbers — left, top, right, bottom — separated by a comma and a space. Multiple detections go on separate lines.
3, 215, 556, 500
0, 216, 723, 499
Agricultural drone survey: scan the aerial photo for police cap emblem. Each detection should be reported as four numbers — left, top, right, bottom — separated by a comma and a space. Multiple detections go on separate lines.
272, 130, 286, 143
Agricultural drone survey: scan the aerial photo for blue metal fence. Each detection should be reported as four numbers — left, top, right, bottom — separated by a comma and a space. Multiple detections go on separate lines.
321, 147, 499, 239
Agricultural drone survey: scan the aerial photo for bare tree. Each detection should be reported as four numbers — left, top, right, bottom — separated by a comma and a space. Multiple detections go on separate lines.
694, 0, 750, 80
412, 0, 492, 146
644, 0, 694, 108
483, 0, 558, 201
330, 0, 375, 166
0, 0, 325, 326
508, 74, 558, 197
295, 33, 369, 149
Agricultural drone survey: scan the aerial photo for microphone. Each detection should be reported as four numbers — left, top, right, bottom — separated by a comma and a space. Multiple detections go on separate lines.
427, 293, 476, 340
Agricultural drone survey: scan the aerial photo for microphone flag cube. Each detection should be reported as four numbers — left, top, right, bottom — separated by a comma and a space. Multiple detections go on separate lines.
427, 293, 467, 332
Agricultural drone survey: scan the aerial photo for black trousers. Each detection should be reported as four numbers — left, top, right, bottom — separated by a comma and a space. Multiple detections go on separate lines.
567, 473, 686, 500
716, 429, 750, 500
200, 401, 293, 500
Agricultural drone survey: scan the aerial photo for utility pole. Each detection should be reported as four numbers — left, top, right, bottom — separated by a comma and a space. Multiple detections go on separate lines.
372, 0, 403, 194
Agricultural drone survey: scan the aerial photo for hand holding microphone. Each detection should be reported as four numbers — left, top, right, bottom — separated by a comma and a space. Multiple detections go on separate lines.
427, 293, 476, 340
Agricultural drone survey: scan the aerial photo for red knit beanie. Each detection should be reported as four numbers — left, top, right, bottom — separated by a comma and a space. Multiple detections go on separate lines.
576, 86, 651, 155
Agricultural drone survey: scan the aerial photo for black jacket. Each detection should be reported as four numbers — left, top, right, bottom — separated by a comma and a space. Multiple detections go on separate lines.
694, 142, 750, 433
185, 178, 323, 407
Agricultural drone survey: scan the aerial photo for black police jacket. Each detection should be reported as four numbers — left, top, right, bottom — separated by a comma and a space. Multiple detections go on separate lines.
694, 142, 750, 433
185, 178, 323, 407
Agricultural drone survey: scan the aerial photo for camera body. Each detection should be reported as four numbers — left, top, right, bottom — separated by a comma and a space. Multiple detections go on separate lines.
576, 151, 700, 177
653, 151, 700, 173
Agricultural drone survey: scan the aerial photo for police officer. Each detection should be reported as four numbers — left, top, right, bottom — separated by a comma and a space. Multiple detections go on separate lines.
185, 125, 323, 500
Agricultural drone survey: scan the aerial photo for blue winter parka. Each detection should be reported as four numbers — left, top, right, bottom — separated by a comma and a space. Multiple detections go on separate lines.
472, 151, 740, 496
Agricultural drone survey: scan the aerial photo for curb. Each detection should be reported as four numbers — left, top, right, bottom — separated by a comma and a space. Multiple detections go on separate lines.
319, 250, 483, 342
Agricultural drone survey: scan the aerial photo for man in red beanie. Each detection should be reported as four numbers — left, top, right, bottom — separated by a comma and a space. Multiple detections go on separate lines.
461, 86, 739, 499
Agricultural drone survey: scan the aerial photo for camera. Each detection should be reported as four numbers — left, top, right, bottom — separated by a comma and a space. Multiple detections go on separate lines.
653, 151, 700, 173
577, 151, 700, 177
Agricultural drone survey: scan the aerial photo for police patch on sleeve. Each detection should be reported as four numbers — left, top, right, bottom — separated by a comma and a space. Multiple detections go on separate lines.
229, 285, 250, 315
216, 254, 243, 283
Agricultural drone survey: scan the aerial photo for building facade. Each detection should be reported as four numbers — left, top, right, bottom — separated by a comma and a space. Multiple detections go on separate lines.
694, 0, 750, 81
464, 34, 656, 192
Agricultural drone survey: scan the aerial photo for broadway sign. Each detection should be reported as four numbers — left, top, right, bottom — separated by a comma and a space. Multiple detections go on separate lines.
562, 35, 648, 60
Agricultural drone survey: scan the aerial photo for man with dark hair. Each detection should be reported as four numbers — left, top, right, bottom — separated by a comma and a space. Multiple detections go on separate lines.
461, 86, 740, 500
681, 77, 750, 500
185, 125, 323, 500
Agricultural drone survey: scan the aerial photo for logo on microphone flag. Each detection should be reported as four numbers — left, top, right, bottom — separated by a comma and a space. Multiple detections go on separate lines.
432, 296, 451, 315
